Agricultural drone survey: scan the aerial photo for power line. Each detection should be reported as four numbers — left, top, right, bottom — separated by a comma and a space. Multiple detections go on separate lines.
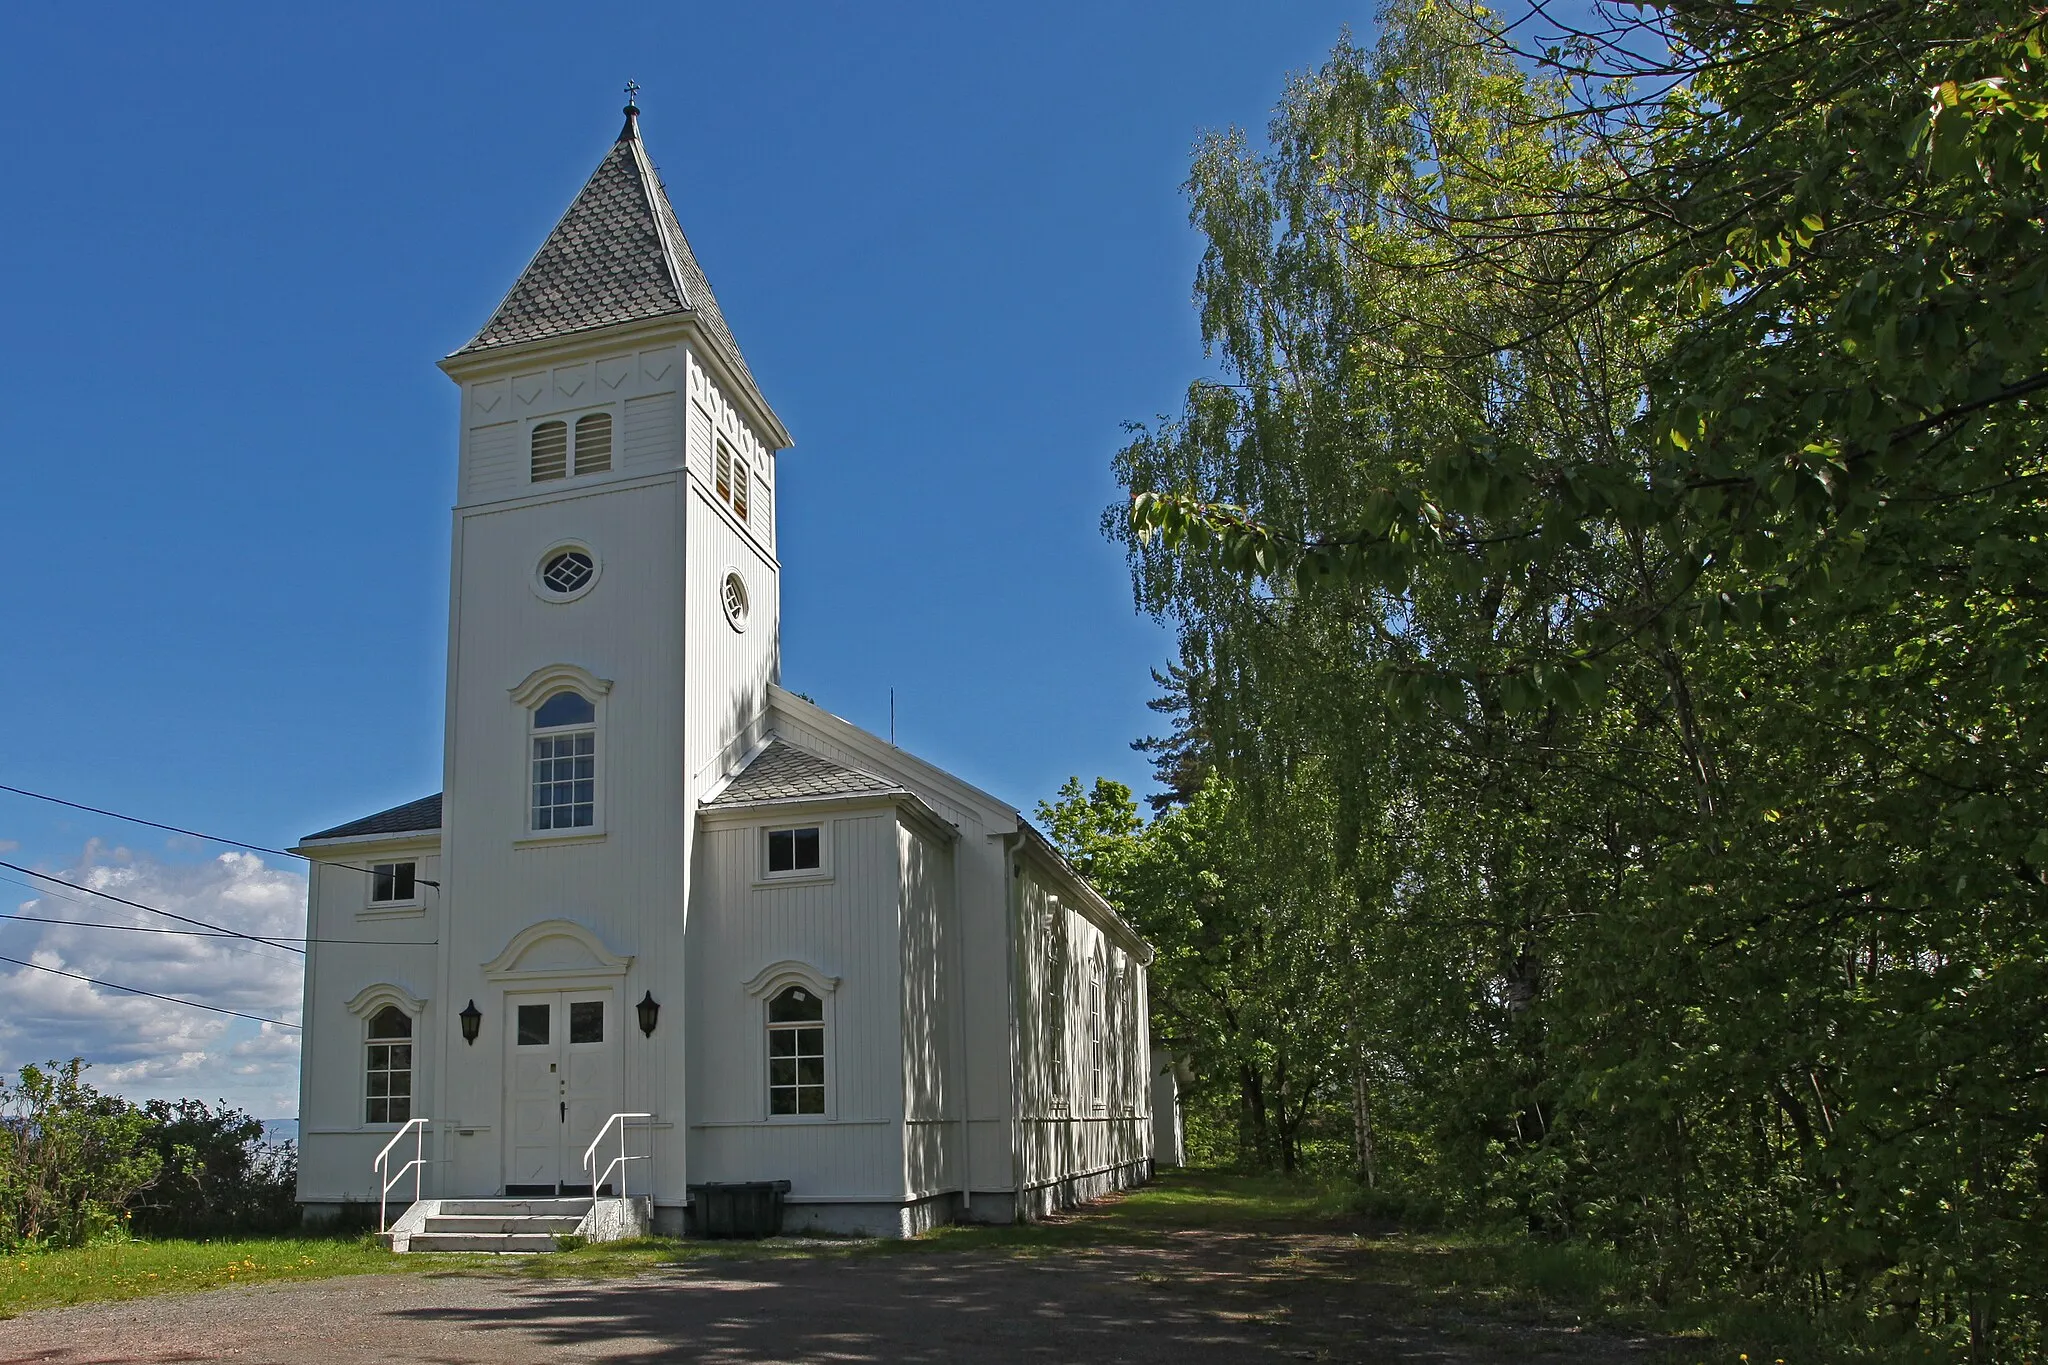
0, 910, 433, 947
0, 870, 100, 911
0, 859, 304, 955
0, 952, 299, 1029
0, 781, 440, 887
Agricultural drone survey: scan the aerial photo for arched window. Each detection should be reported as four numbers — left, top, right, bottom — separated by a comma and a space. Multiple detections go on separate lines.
365, 1004, 413, 1124
574, 412, 612, 475
531, 689, 596, 830
767, 985, 825, 1115
531, 420, 568, 482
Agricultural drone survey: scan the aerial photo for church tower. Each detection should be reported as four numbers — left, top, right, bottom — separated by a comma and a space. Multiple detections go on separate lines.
429, 98, 790, 1196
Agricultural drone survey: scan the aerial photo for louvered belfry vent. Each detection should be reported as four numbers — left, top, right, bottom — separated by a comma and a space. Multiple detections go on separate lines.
531, 421, 569, 482
575, 412, 613, 475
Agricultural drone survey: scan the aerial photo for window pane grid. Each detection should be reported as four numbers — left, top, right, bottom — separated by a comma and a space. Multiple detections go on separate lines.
768, 986, 825, 1115
532, 731, 596, 829
766, 826, 820, 874
370, 861, 415, 903
365, 1008, 413, 1124
768, 1023, 825, 1115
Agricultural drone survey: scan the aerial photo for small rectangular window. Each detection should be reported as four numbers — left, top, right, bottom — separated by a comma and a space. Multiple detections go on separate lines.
766, 826, 821, 875
516, 1003, 550, 1046
370, 861, 416, 904
569, 1000, 604, 1045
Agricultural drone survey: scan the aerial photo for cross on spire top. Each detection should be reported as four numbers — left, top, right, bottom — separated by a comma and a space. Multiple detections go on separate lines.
624, 79, 640, 112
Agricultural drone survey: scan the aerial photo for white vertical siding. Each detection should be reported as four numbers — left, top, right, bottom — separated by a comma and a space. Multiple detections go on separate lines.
684, 492, 778, 793
295, 843, 445, 1201
899, 821, 959, 1197
687, 809, 910, 1198
436, 472, 692, 1204
683, 346, 776, 556
1010, 864, 1153, 1194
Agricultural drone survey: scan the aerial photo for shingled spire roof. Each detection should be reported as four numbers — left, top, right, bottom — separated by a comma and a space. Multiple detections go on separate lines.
454, 104, 761, 400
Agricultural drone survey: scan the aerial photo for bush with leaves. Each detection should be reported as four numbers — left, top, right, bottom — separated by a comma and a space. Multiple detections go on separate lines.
131, 1098, 298, 1239
0, 1060, 160, 1251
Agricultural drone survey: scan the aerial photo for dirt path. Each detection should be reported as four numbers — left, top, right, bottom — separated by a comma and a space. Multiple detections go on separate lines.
0, 1228, 1663, 1364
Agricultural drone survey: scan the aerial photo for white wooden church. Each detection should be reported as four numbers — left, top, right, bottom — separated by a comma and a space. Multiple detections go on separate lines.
290, 101, 1159, 1242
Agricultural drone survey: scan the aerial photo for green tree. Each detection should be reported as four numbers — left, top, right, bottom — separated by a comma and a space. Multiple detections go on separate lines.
1110, 1, 2048, 1354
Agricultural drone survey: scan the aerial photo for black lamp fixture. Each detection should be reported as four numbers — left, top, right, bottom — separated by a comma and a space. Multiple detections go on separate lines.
637, 990, 660, 1037
459, 999, 482, 1046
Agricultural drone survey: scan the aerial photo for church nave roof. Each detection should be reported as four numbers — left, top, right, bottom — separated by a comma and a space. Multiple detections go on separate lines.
704, 740, 907, 809
304, 792, 442, 842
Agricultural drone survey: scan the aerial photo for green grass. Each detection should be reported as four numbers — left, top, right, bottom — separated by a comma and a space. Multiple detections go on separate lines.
0, 1234, 478, 1319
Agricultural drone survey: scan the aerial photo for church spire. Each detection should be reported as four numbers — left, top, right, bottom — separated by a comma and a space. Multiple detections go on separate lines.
452, 95, 779, 443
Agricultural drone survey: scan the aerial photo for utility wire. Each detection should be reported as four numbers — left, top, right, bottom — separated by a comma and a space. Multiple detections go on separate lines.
0, 781, 440, 887
0, 859, 304, 955
0, 870, 100, 911
0, 910, 433, 947
0, 952, 299, 1029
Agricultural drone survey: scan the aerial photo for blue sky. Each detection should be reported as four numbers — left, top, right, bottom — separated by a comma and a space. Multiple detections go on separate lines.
0, 2, 1366, 1110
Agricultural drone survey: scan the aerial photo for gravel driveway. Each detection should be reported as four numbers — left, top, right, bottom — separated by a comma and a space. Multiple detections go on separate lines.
0, 1231, 1662, 1364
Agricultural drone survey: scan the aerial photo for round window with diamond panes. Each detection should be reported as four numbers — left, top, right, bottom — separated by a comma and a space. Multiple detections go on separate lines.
721, 569, 750, 632
541, 549, 596, 597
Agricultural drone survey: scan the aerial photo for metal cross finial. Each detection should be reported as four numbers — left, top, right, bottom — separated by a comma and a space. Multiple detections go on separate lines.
624, 79, 640, 110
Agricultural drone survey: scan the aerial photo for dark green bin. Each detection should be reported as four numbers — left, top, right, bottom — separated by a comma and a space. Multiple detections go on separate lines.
688, 1180, 791, 1238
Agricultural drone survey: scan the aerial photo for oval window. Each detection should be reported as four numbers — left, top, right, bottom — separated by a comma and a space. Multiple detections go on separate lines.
721, 570, 750, 632
542, 550, 595, 596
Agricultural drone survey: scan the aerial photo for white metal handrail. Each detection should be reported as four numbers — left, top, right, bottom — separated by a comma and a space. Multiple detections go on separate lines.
583, 1112, 653, 1200
373, 1117, 431, 1233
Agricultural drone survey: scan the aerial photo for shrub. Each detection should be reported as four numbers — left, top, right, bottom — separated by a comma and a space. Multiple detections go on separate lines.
0, 1060, 161, 1250
130, 1099, 298, 1239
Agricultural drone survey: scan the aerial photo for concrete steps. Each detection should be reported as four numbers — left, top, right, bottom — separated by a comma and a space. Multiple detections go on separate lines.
385, 1197, 594, 1253
405, 1231, 564, 1253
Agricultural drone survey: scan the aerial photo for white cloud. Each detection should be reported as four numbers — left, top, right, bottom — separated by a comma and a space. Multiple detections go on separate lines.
0, 844, 307, 1117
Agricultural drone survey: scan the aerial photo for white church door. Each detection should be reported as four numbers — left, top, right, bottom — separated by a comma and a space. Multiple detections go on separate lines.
505, 990, 622, 1194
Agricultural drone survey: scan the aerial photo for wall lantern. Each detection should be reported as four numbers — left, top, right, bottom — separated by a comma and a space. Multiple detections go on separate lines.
637, 990, 660, 1037
459, 999, 482, 1046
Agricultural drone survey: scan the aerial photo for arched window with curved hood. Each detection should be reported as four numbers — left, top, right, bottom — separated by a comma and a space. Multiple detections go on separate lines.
530, 689, 596, 831
364, 1004, 413, 1125
767, 985, 826, 1116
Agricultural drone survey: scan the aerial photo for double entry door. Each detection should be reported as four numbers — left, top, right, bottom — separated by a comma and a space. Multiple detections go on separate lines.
505, 989, 621, 1195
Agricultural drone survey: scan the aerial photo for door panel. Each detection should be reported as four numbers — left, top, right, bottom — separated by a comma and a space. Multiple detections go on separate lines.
563, 992, 621, 1192
507, 997, 560, 1189
504, 990, 622, 1194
